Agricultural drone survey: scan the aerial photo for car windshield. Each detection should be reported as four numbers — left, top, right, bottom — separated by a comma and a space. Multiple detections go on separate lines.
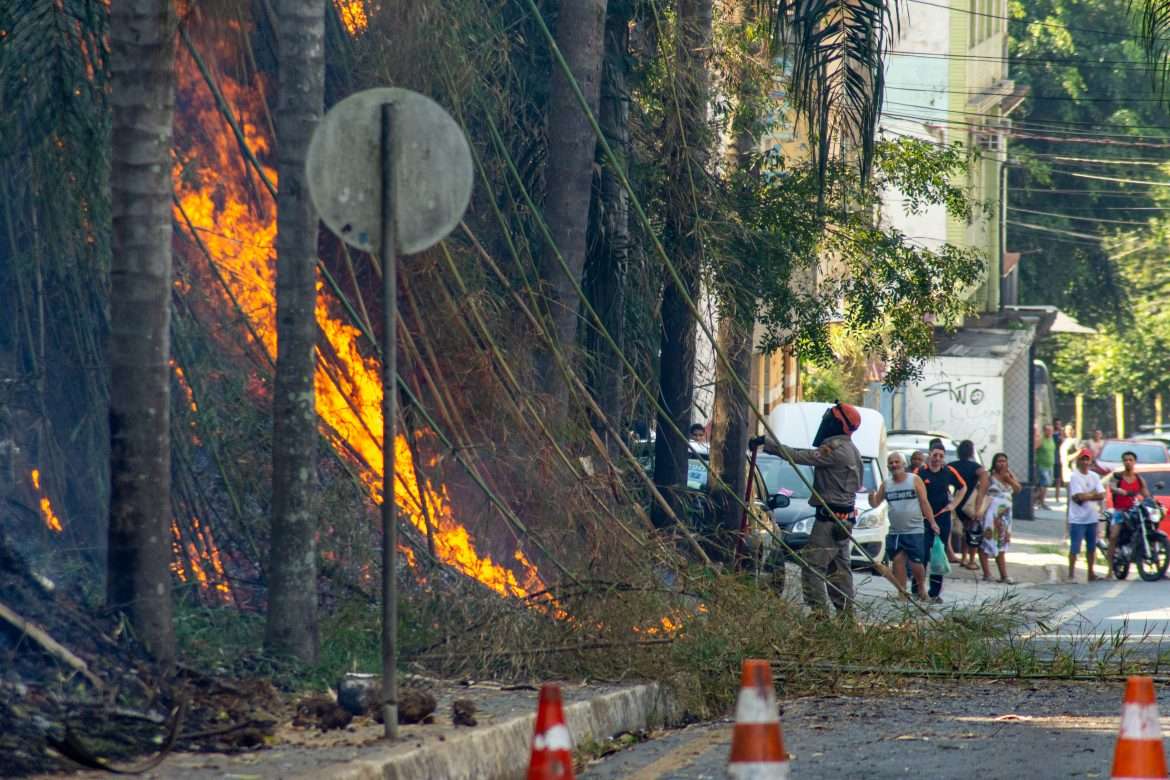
1100, 442, 1168, 463
863, 459, 880, 492
756, 457, 814, 499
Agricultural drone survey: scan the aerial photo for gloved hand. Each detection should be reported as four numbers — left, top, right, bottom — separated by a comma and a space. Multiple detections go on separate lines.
748, 435, 767, 450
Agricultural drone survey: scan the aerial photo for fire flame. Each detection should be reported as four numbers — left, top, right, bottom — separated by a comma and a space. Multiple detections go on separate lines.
171, 27, 547, 600
334, 0, 368, 35
29, 469, 63, 534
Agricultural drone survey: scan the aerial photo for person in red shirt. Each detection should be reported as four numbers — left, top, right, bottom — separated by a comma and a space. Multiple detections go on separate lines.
1104, 451, 1151, 574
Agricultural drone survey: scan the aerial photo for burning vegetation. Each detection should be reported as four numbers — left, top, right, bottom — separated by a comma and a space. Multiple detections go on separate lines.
170, 18, 549, 603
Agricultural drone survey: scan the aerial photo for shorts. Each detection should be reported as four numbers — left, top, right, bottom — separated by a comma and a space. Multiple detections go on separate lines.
1110, 509, 1130, 526
1037, 467, 1053, 487
1069, 522, 1098, 555
885, 532, 925, 564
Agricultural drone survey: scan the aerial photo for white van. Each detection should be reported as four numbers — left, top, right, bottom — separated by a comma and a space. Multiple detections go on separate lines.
765, 402, 889, 566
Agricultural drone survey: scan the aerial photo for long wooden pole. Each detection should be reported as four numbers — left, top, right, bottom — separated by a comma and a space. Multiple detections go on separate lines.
380, 103, 399, 740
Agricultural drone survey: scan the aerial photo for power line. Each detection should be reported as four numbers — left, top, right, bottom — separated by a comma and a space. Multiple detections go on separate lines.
1006, 219, 1130, 241
1008, 206, 1152, 225
888, 49, 1167, 71
883, 112, 1170, 146
1015, 152, 1170, 166
904, 0, 1132, 40
885, 100, 1170, 138
886, 84, 1170, 104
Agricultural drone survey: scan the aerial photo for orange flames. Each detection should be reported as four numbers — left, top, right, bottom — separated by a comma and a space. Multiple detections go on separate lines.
172, 26, 548, 600
334, 0, 368, 35
170, 517, 233, 602
29, 470, 63, 534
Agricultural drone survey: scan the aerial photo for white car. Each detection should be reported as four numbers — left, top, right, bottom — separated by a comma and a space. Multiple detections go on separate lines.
887, 429, 983, 466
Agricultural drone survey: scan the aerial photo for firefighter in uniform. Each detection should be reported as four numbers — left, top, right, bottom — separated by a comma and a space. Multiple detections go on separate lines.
751, 402, 864, 615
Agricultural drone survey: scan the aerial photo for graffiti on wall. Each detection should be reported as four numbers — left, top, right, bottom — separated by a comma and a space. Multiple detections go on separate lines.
905, 367, 1002, 458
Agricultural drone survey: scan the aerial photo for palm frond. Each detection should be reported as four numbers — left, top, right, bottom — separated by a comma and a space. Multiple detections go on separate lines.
1136, 0, 1170, 92
756, 0, 899, 189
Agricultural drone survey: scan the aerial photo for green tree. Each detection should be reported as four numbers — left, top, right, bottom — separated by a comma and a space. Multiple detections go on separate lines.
1010, 0, 1170, 327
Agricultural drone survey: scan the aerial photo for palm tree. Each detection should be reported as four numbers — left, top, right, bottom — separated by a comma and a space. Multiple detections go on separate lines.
107, 0, 178, 662
265, 0, 326, 664
759, 0, 898, 185
539, 0, 609, 416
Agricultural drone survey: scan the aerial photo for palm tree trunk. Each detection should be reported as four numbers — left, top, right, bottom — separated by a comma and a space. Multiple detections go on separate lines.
709, 305, 753, 555
585, 0, 632, 451
709, 1, 763, 546
107, 0, 178, 663
265, 0, 325, 663
653, 0, 711, 528
538, 0, 608, 415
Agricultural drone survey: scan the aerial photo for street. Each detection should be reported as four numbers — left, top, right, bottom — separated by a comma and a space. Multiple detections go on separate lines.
583, 492, 1170, 778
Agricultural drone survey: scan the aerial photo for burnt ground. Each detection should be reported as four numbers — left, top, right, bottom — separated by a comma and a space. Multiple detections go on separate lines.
0, 534, 293, 777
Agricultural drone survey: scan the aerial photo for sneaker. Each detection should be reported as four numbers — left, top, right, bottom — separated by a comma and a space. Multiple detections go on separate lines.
929, 595, 943, 604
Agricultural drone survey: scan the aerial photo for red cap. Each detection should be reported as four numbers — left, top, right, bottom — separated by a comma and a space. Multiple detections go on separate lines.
831, 403, 862, 434
1077, 448, 1094, 460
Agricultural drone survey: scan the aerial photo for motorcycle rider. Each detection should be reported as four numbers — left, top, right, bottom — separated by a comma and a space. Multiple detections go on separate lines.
1104, 451, 1151, 574
751, 402, 863, 616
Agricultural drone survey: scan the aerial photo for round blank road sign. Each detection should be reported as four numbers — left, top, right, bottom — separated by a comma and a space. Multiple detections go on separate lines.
306, 87, 474, 255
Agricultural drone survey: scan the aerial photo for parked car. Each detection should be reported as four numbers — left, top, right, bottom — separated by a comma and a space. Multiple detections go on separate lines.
765, 402, 889, 567
683, 453, 783, 569
759, 453, 886, 568
887, 429, 982, 465
1096, 439, 1170, 473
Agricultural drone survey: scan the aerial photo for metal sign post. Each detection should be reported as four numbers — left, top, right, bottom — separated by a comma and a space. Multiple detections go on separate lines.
379, 103, 399, 739
306, 88, 472, 742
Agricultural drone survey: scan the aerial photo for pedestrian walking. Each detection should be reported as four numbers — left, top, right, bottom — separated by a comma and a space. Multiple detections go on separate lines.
949, 440, 987, 571
753, 402, 864, 617
1067, 448, 1106, 582
870, 452, 937, 600
914, 443, 967, 603
980, 452, 1020, 583
1053, 419, 1064, 502
1034, 423, 1056, 511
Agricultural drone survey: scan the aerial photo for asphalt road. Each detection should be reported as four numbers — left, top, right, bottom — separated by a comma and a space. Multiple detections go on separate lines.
582, 680, 1157, 779
584, 493, 1170, 778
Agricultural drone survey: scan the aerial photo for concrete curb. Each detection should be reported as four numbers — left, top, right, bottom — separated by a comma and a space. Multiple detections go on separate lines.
304, 683, 679, 780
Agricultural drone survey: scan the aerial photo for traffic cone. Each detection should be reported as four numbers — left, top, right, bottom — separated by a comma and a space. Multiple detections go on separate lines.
728, 659, 789, 779
527, 683, 575, 780
1111, 676, 1168, 780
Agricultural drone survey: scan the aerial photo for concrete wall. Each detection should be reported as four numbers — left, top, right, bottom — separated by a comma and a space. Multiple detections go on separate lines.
903, 356, 1005, 461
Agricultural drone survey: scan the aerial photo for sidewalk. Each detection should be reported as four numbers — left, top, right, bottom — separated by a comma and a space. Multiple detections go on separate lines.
850, 495, 1075, 611
35, 681, 679, 780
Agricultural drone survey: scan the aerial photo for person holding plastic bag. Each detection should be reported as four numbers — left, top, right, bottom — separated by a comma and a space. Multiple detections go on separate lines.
914, 442, 967, 604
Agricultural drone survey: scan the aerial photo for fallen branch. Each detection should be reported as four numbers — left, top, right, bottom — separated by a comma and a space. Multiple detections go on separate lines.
769, 654, 1170, 683
0, 600, 103, 689
49, 701, 185, 775
412, 637, 673, 661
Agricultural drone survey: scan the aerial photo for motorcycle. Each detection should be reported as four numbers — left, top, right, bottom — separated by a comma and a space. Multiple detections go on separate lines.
1097, 498, 1170, 582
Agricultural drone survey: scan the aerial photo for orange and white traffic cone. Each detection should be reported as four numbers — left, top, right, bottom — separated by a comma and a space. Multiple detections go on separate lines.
527, 683, 575, 780
728, 659, 789, 779
1112, 676, 1168, 780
